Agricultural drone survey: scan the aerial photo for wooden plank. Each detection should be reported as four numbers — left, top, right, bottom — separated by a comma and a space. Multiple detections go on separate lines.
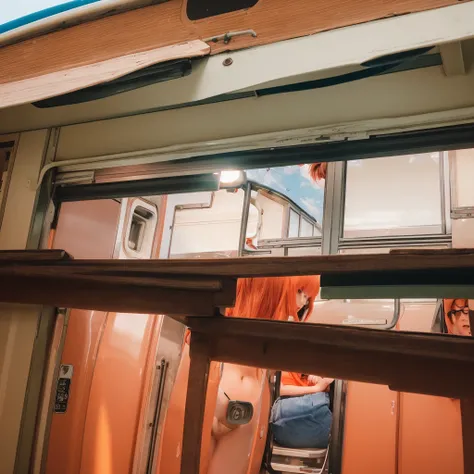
0, 250, 71, 261
181, 333, 211, 474
0, 40, 210, 109
187, 317, 474, 398
3, 251, 474, 276
0, 274, 236, 318
0, 0, 458, 86
321, 285, 474, 299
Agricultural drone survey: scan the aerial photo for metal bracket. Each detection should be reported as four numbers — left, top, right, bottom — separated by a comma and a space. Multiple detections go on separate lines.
203, 29, 257, 45
451, 208, 474, 219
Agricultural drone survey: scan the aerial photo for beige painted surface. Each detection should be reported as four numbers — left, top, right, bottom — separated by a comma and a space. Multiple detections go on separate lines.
0, 40, 209, 110
53, 66, 474, 160
0, 130, 48, 474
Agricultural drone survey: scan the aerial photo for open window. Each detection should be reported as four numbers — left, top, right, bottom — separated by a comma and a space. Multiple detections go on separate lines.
123, 198, 158, 259
186, 0, 259, 20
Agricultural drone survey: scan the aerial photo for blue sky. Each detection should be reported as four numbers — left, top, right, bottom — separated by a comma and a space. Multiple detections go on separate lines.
246, 164, 324, 222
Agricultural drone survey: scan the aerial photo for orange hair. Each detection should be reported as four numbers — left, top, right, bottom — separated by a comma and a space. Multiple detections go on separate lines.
293, 275, 320, 321
226, 275, 320, 321
308, 163, 327, 182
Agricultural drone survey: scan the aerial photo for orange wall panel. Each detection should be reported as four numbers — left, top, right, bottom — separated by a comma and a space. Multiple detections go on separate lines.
342, 382, 396, 474
398, 394, 464, 474
46, 199, 121, 474
80, 312, 158, 474
45, 310, 108, 474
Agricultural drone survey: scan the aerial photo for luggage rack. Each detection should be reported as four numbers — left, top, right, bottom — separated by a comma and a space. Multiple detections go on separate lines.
0, 249, 473, 474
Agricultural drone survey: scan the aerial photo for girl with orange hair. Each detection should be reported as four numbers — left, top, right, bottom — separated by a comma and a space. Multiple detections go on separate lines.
208, 275, 321, 474
270, 275, 334, 450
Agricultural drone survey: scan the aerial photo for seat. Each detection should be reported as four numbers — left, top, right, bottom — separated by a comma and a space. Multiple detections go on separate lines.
271, 443, 328, 474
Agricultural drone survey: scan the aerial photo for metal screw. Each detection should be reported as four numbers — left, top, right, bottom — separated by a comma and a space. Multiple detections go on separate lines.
223, 58, 233, 67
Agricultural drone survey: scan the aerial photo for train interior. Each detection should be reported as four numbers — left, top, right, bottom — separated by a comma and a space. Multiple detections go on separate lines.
36, 148, 471, 474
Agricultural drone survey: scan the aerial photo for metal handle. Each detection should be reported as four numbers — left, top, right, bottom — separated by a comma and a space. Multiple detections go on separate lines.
145, 358, 169, 474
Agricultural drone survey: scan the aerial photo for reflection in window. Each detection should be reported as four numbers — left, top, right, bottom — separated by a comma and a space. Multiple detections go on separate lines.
344, 153, 443, 237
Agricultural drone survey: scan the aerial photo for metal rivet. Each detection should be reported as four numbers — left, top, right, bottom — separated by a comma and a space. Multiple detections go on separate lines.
223, 58, 233, 67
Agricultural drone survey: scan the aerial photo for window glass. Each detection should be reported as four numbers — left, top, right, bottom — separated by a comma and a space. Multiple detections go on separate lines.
344, 153, 443, 237
300, 218, 313, 237
246, 164, 324, 223
309, 299, 398, 329
450, 148, 474, 208
245, 163, 324, 255
288, 209, 299, 238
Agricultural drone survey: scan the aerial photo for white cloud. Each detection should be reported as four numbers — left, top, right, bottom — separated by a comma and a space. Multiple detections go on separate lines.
300, 197, 321, 217
283, 166, 298, 175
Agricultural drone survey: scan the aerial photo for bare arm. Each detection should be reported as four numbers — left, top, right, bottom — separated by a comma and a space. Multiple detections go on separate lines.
280, 378, 332, 397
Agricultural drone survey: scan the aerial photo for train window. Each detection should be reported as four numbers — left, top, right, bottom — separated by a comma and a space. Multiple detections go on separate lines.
450, 148, 474, 209
343, 153, 443, 238
288, 209, 300, 238
186, 0, 259, 20
300, 217, 314, 238
246, 164, 324, 255
309, 299, 399, 329
124, 199, 158, 258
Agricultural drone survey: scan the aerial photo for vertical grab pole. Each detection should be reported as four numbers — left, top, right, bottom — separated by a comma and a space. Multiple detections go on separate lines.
181, 332, 211, 474
238, 184, 252, 257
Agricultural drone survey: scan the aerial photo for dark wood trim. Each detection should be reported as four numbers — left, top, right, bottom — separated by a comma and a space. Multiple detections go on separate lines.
0, 274, 236, 319
181, 333, 211, 474
187, 317, 474, 398
3, 250, 474, 275
0, 250, 71, 261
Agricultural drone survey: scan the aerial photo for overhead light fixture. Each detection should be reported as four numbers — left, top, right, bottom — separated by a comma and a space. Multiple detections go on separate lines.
219, 170, 246, 188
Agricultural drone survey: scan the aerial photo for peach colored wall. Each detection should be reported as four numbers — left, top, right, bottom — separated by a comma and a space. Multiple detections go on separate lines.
341, 382, 397, 474
46, 199, 120, 474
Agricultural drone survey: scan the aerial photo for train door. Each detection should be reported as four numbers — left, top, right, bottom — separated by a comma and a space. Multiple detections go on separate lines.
44, 197, 184, 474
397, 301, 464, 474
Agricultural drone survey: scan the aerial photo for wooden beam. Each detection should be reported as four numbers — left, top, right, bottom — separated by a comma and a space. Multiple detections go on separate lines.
3, 250, 474, 314
181, 333, 211, 474
187, 317, 474, 399
0, 0, 460, 86
0, 274, 236, 319
3, 250, 474, 277
0, 40, 210, 109
0, 249, 71, 262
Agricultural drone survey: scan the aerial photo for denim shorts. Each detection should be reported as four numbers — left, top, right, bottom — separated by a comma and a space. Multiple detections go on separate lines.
270, 392, 332, 449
